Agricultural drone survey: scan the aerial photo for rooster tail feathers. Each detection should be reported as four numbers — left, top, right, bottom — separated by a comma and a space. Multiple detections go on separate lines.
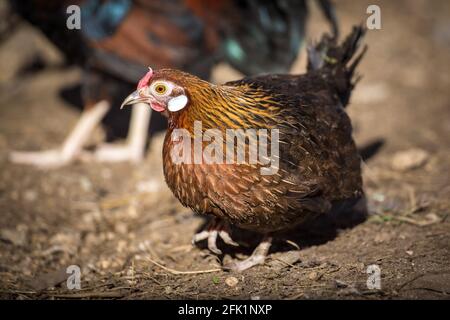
307, 25, 367, 106
307, 25, 366, 72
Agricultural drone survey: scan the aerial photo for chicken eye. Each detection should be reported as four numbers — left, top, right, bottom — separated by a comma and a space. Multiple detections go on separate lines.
154, 83, 168, 95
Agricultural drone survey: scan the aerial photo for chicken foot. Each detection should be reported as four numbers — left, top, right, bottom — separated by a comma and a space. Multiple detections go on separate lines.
192, 218, 239, 255
227, 236, 273, 272
10, 101, 151, 168
193, 218, 273, 271
10, 100, 110, 168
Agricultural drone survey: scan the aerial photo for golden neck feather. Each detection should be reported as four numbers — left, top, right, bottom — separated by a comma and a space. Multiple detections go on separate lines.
170, 82, 281, 133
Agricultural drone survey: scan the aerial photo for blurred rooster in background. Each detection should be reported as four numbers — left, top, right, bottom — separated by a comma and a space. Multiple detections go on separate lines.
8, 0, 338, 168
121, 26, 366, 271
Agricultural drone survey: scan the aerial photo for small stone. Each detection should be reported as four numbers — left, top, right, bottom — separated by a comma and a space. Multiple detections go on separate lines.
406, 250, 413, 256
99, 260, 111, 269
308, 271, 318, 281
225, 276, 239, 287
353, 262, 365, 272
164, 286, 172, 294
268, 251, 301, 271
0, 227, 27, 246
391, 148, 429, 171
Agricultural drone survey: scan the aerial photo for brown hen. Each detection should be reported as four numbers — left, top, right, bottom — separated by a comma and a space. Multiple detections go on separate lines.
122, 26, 367, 271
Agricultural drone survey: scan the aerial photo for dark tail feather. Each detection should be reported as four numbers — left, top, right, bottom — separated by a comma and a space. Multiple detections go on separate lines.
307, 25, 367, 107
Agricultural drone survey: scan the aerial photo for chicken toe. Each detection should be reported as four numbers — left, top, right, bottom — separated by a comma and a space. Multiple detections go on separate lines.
9, 100, 109, 169
9, 149, 70, 169
192, 218, 239, 254
228, 236, 272, 272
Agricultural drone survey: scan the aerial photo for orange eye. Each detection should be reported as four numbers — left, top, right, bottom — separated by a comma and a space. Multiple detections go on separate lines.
154, 83, 167, 95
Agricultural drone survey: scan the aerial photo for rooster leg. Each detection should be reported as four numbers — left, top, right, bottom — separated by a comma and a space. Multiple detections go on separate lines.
192, 218, 239, 255
10, 101, 110, 168
94, 103, 151, 163
228, 236, 273, 272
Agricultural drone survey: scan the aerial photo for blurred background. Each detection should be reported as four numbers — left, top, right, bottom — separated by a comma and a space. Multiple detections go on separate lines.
0, 0, 449, 299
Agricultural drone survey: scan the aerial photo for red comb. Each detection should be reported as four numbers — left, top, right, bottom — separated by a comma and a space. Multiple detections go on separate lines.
137, 67, 153, 89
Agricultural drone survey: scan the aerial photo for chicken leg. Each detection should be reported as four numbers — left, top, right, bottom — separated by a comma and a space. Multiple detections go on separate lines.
227, 236, 272, 272
9, 101, 151, 168
193, 218, 272, 271
93, 103, 151, 163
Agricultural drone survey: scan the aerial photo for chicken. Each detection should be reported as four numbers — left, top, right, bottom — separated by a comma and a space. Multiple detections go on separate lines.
8, 0, 338, 168
8, 0, 215, 168
121, 26, 367, 271
185, 0, 339, 75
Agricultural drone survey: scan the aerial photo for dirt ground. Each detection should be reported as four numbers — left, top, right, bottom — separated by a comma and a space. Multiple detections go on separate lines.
0, 0, 449, 300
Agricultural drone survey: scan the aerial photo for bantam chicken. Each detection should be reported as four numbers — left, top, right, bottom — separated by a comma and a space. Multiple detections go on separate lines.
121, 26, 366, 271
8, 0, 338, 168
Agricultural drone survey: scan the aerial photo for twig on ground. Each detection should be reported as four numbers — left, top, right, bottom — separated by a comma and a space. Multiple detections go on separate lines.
51, 291, 125, 299
146, 257, 222, 275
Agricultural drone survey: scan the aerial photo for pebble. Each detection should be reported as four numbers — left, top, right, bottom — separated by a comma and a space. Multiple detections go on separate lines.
0, 226, 27, 246
391, 148, 429, 171
308, 271, 318, 281
225, 276, 239, 287
164, 286, 173, 294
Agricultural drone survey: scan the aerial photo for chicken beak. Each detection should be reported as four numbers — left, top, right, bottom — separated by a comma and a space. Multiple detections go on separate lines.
120, 90, 146, 109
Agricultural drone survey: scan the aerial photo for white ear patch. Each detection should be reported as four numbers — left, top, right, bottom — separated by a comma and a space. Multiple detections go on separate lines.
168, 95, 188, 112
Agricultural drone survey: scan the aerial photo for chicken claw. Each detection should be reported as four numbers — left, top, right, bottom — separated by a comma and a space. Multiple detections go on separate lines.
9, 149, 70, 169
192, 219, 239, 255
227, 236, 272, 272
93, 144, 143, 163
9, 100, 110, 169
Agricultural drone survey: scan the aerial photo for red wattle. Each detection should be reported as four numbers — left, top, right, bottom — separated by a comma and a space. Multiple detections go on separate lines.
150, 102, 165, 112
